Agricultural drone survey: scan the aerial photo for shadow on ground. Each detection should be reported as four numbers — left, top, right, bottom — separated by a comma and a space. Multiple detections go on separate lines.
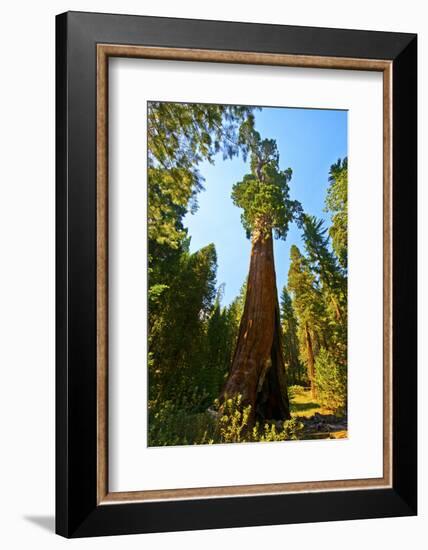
24, 515, 55, 533
291, 400, 320, 412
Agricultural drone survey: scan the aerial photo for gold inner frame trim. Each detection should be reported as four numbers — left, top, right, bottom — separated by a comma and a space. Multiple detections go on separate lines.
96, 43, 393, 505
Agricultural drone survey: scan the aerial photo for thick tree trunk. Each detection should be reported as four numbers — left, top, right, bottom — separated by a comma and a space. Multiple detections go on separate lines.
221, 231, 290, 425
305, 322, 316, 398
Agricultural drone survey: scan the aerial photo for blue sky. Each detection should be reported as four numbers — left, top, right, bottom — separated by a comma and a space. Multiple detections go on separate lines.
184, 107, 347, 307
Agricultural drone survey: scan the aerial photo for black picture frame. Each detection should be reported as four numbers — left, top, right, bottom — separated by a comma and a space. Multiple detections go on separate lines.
56, 11, 417, 538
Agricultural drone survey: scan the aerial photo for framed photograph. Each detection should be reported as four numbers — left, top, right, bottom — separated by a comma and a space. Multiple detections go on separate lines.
56, 11, 417, 537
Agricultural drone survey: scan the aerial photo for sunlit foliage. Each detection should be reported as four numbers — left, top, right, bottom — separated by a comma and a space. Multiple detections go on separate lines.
231, 130, 302, 240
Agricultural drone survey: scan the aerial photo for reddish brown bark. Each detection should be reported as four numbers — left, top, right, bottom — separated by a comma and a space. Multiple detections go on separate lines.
221, 231, 290, 424
305, 322, 316, 398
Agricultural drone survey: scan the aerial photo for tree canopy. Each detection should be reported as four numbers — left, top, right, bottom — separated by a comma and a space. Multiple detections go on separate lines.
231, 130, 302, 240
302, 214, 346, 326
325, 157, 348, 270
148, 102, 256, 249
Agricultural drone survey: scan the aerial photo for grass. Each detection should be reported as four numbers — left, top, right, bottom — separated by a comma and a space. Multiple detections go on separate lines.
289, 387, 332, 418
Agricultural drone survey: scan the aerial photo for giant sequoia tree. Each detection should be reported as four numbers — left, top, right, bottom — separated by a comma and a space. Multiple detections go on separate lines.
220, 132, 301, 423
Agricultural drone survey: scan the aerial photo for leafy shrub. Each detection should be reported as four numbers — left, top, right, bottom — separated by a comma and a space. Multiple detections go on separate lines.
217, 394, 304, 444
252, 417, 304, 442
314, 348, 347, 415
148, 395, 217, 446
149, 392, 305, 447
218, 395, 252, 443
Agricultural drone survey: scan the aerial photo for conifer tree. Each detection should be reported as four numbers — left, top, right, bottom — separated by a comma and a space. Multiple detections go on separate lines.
149, 244, 218, 402
221, 131, 302, 423
280, 287, 304, 385
325, 158, 348, 270
287, 245, 325, 397
225, 280, 247, 352
302, 214, 346, 324
203, 286, 234, 401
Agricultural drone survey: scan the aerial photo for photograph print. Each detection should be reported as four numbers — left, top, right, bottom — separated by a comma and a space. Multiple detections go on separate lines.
147, 101, 348, 446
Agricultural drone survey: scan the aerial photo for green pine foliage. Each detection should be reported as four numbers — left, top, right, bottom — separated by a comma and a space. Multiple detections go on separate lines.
287, 213, 348, 410
325, 158, 348, 270
288, 246, 326, 358
148, 102, 256, 249
314, 348, 347, 415
302, 214, 346, 322
280, 287, 306, 385
231, 130, 302, 240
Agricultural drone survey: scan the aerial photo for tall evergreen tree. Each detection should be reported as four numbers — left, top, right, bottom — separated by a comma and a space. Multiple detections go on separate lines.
203, 286, 234, 401
224, 280, 247, 355
221, 131, 302, 423
280, 287, 304, 385
149, 244, 218, 403
287, 245, 325, 397
325, 157, 348, 270
302, 214, 346, 324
